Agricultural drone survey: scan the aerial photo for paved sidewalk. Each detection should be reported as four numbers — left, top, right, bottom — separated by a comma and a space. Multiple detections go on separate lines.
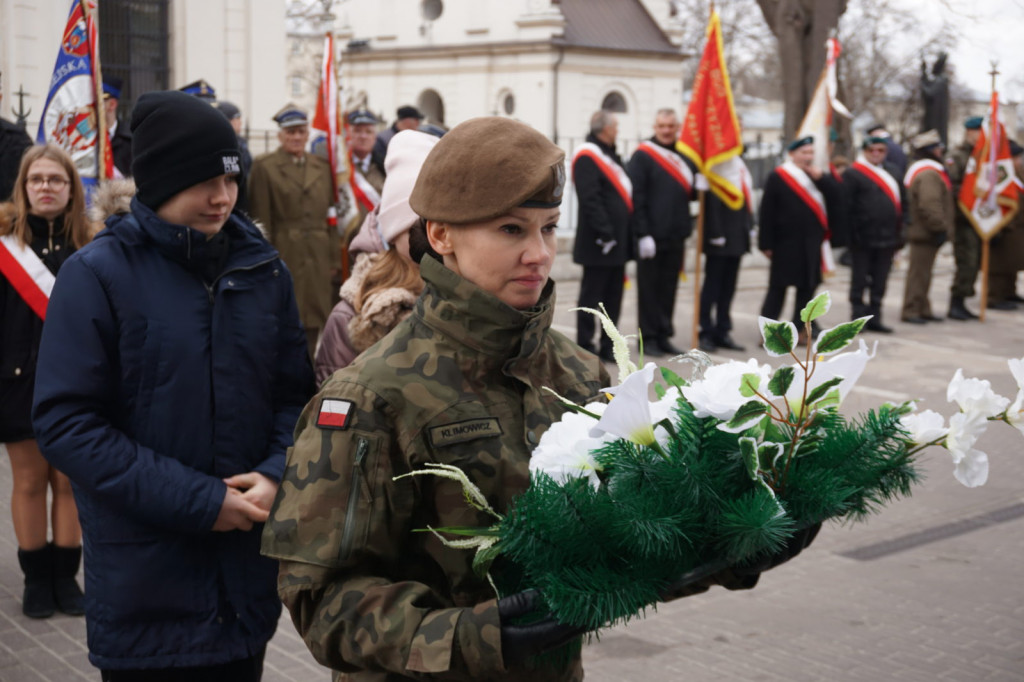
2, 247, 1023, 681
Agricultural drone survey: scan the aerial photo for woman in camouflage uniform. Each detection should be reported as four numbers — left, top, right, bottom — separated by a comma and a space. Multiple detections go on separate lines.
263, 117, 610, 681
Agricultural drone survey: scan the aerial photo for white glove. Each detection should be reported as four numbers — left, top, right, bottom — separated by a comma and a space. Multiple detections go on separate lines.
597, 239, 617, 256
709, 236, 726, 247
695, 173, 710, 191
638, 235, 657, 259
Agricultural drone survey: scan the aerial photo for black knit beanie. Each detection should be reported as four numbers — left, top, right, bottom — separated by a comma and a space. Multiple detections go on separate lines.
131, 91, 241, 210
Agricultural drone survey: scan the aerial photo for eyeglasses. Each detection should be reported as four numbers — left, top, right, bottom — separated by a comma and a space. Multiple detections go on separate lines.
27, 175, 70, 190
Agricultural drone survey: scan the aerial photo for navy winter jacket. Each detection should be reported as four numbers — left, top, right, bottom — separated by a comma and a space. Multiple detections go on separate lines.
32, 199, 314, 669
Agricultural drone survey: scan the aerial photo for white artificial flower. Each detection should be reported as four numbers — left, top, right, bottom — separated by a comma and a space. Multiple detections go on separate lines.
784, 339, 876, 413
590, 363, 660, 445
899, 409, 948, 445
529, 402, 610, 489
1005, 358, 1024, 436
680, 358, 772, 421
945, 411, 990, 487
946, 368, 1010, 419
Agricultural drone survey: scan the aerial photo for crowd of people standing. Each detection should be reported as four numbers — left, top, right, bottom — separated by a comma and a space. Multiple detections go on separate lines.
1, 74, 1021, 682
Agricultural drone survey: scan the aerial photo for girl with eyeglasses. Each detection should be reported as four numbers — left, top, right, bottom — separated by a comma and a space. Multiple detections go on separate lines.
0, 143, 95, 619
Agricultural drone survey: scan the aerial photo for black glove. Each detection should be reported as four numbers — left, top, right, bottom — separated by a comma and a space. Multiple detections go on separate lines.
498, 589, 587, 667
931, 231, 948, 248
732, 522, 822, 578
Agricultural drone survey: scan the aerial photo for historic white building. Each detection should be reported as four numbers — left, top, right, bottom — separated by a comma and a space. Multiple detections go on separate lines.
325, 0, 688, 152
0, 0, 287, 153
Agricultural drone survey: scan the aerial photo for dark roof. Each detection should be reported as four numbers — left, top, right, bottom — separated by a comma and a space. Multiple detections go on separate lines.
556, 0, 680, 55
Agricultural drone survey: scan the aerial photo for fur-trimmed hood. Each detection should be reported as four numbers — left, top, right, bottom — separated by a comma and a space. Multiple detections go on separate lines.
88, 178, 136, 224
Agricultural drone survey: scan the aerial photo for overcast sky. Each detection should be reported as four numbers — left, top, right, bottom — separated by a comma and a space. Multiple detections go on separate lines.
895, 0, 1024, 98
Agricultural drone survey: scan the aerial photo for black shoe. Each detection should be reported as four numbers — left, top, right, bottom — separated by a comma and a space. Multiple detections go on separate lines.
644, 343, 665, 357
657, 340, 686, 356
697, 333, 717, 353
598, 348, 616, 363
52, 545, 85, 616
865, 320, 894, 333
714, 335, 746, 351
1008, 293, 1024, 303
948, 297, 978, 320
17, 545, 56, 619
988, 300, 1018, 311
902, 316, 928, 325
922, 314, 944, 322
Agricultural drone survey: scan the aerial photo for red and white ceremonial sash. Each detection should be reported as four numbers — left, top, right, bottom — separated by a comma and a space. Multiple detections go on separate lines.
0, 234, 55, 320
776, 162, 827, 229
852, 156, 902, 216
904, 159, 951, 192
349, 160, 381, 213
573, 142, 633, 211
635, 141, 693, 193
776, 162, 835, 275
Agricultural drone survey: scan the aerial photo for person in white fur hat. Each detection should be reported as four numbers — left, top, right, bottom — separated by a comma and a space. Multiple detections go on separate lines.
314, 129, 439, 383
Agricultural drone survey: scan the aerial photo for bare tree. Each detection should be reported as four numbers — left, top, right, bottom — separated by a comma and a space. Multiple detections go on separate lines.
755, 0, 848, 139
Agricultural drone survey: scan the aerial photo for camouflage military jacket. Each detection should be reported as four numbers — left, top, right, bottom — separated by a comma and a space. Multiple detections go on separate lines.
262, 255, 609, 681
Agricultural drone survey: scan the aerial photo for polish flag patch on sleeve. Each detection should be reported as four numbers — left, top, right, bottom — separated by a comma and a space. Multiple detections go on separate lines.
317, 398, 354, 430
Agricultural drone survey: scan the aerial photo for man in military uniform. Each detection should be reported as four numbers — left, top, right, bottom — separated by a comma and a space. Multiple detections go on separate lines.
102, 75, 132, 177
901, 130, 955, 324
987, 140, 1024, 309
344, 109, 386, 239
946, 116, 983, 320
248, 105, 337, 357
0, 70, 31, 201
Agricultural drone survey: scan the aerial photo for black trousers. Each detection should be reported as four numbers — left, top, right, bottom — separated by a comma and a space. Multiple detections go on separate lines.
849, 246, 896, 318
636, 241, 684, 343
760, 283, 815, 326
101, 648, 265, 682
700, 254, 742, 339
577, 264, 625, 355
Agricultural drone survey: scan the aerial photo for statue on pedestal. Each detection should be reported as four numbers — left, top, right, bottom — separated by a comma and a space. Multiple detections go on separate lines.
921, 52, 950, 145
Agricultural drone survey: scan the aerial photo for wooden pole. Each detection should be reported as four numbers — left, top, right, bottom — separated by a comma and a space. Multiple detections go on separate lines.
979, 238, 989, 321
691, 188, 706, 350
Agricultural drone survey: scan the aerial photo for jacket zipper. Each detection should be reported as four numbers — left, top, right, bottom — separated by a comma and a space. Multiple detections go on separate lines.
339, 437, 369, 562
204, 255, 278, 304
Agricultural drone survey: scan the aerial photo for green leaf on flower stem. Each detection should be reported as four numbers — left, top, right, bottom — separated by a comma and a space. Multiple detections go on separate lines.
472, 541, 502, 579
739, 372, 761, 397
805, 377, 844, 406
758, 442, 787, 471
654, 383, 666, 399
739, 437, 759, 480
660, 366, 685, 389
768, 366, 795, 396
814, 318, 869, 355
759, 318, 797, 357
800, 291, 832, 322
722, 400, 770, 433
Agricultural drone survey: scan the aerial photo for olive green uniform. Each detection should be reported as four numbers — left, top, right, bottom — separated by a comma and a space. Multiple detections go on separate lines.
902, 164, 955, 320
988, 186, 1024, 302
262, 255, 610, 681
948, 142, 981, 298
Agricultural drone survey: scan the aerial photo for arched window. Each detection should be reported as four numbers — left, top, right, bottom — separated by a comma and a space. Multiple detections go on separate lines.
601, 91, 627, 113
418, 89, 445, 125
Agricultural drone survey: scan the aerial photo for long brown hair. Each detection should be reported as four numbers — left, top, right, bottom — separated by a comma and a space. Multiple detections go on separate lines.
353, 247, 424, 313
1, 144, 92, 249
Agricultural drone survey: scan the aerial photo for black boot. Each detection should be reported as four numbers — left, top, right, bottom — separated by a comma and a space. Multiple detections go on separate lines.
865, 306, 893, 333
52, 545, 85, 616
17, 545, 56, 619
948, 296, 977, 320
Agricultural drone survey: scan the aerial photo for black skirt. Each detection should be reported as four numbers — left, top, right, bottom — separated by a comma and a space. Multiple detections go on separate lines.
0, 372, 35, 443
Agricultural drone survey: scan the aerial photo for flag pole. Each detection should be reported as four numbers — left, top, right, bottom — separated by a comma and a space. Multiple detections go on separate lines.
691, 183, 705, 350
979, 62, 1000, 322
83, 0, 108, 182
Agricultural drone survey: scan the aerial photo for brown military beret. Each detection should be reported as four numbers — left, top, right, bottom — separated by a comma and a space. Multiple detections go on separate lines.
409, 117, 566, 224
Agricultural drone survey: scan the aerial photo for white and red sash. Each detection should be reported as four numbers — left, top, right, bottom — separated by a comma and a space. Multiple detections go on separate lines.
635, 141, 693, 193
776, 162, 834, 275
904, 159, 952, 192
573, 142, 633, 211
851, 156, 901, 215
0, 233, 55, 320
349, 157, 382, 213
776, 161, 827, 229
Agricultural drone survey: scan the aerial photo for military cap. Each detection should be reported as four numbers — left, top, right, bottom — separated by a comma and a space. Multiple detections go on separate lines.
347, 109, 378, 126
409, 117, 565, 224
862, 135, 888, 149
396, 105, 424, 121
911, 129, 942, 150
787, 135, 814, 152
273, 104, 309, 128
964, 116, 983, 130
102, 75, 123, 100
215, 101, 241, 120
178, 79, 216, 101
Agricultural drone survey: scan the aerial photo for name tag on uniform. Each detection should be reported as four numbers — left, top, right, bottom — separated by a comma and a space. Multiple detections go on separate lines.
429, 418, 503, 447
317, 398, 353, 430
